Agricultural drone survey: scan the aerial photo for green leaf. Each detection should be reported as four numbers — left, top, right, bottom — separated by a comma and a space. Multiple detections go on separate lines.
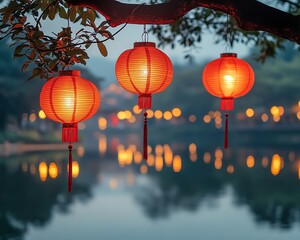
101, 30, 114, 40
14, 44, 28, 55
28, 68, 43, 80
13, 23, 23, 29
59, 7, 68, 19
69, 7, 76, 22
22, 61, 31, 72
48, 6, 56, 20
87, 9, 96, 22
97, 42, 108, 57
98, 21, 108, 28
29, 50, 36, 60
32, 30, 44, 38
74, 15, 82, 23
85, 42, 92, 49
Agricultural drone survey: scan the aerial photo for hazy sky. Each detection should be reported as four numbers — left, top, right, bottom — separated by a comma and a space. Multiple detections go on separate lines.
39, 1, 251, 83
85, 24, 250, 83
87, 24, 250, 63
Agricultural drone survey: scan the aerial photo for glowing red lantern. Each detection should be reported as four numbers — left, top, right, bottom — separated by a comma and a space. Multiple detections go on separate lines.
202, 53, 254, 148
40, 70, 100, 191
115, 42, 173, 159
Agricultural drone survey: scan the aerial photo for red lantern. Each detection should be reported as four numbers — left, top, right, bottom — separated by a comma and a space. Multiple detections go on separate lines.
115, 42, 173, 159
202, 53, 254, 148
40, 70, 100, 191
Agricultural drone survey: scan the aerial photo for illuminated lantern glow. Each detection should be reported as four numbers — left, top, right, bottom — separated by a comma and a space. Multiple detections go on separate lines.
115, 42, 173, 160
115, 42, 173, 109
202, 53, 254, 148
40, 70, 100, 191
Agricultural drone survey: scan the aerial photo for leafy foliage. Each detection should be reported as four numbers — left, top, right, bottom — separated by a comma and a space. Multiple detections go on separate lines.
0, 0, 113, 80
0, 41, 103, 130
149, 0, 299, 62
0, 0, 299, 80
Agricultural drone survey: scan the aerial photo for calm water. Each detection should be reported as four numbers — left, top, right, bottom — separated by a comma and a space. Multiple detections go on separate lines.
1, 132, 300, 240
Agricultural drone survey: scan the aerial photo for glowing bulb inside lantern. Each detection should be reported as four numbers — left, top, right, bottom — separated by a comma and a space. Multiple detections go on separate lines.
222, 74, 235, 96
64, 97, 74, 108
224, 75, 234, 85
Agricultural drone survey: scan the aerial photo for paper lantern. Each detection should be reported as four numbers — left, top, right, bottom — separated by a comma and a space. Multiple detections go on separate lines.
40, 70, 100, 191
202, 53, 254, 148
115, 42, 173, 159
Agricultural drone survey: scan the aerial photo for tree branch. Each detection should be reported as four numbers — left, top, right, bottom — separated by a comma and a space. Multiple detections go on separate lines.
67, 0, 300, 44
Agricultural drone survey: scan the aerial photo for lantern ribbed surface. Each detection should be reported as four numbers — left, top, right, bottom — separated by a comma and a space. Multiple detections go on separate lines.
202, 53, 254, 102
115, 42, 173, 109
40, 70, 100, 123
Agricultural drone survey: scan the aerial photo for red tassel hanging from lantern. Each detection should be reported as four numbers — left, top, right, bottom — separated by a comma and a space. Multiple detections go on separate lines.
115, 42, 173, 160
202, 53, 255, 149
40, 70, 100, 191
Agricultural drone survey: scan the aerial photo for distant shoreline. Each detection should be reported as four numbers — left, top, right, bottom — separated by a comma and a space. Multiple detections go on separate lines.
0, 142, 67, 156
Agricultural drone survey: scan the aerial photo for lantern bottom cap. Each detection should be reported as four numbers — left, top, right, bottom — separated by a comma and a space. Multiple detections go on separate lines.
221, 98, 234, 111
138, 94, 152, 109
62, 123, 78, 142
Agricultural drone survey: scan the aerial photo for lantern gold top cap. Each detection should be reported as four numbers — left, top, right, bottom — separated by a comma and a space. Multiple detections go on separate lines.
220, 53, 237, 58
134, 42, 156, 48
59, 70, 81, 77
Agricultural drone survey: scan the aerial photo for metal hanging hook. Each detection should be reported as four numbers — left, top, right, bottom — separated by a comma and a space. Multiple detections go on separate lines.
141, 24, 149, 42
225, 14, 230, 52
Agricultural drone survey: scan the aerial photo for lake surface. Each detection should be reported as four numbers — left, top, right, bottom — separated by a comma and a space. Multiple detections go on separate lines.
1, 131, 300, 240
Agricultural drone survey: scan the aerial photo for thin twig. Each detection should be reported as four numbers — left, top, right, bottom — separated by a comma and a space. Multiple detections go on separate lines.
278, 0, 300, 9
35, 3, 146, 52
35, 0, 60, 29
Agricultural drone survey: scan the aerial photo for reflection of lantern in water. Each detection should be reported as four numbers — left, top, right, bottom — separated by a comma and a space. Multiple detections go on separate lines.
298, 161, 300, 180
164, 148, 173, 167
226, 165, 234, 174
204, 152, 211, 164
189, 143, 197, 154
147, 154, 155, 166
22, 162, 28, 172
190, 153, 197, 162
109, 178, 118, 189
271, 154, 282, 176
147, 146, 152, 154
246, 155, 255, 168
49, 162, 58, 179
72, 161, 80, 178
155, 155, 164, 171
98, 134, 107, 155
214, 158, 222, 170
30, 163, 36, 175
125, 149, 133, 165
134, 151, 143, 164
215, 149, 223, 159
155, 145, 163, 155
98, 117, 107, 130
189, 143, 197, 162
129, 144, 137, 152
140, 165, 148, 174
118, 148, 126, 167
118, 149, 133, 166
127, 172, 135, 186
39, 162, 48, 182
77, 146, 85, 157
261, 157, 269, 168
173, 155, 182, 173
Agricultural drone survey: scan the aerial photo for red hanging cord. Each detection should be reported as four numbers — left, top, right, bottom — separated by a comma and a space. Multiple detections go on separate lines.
143, 111, 148, 160
224, 113, 229, 149
68, 144, 73, 192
